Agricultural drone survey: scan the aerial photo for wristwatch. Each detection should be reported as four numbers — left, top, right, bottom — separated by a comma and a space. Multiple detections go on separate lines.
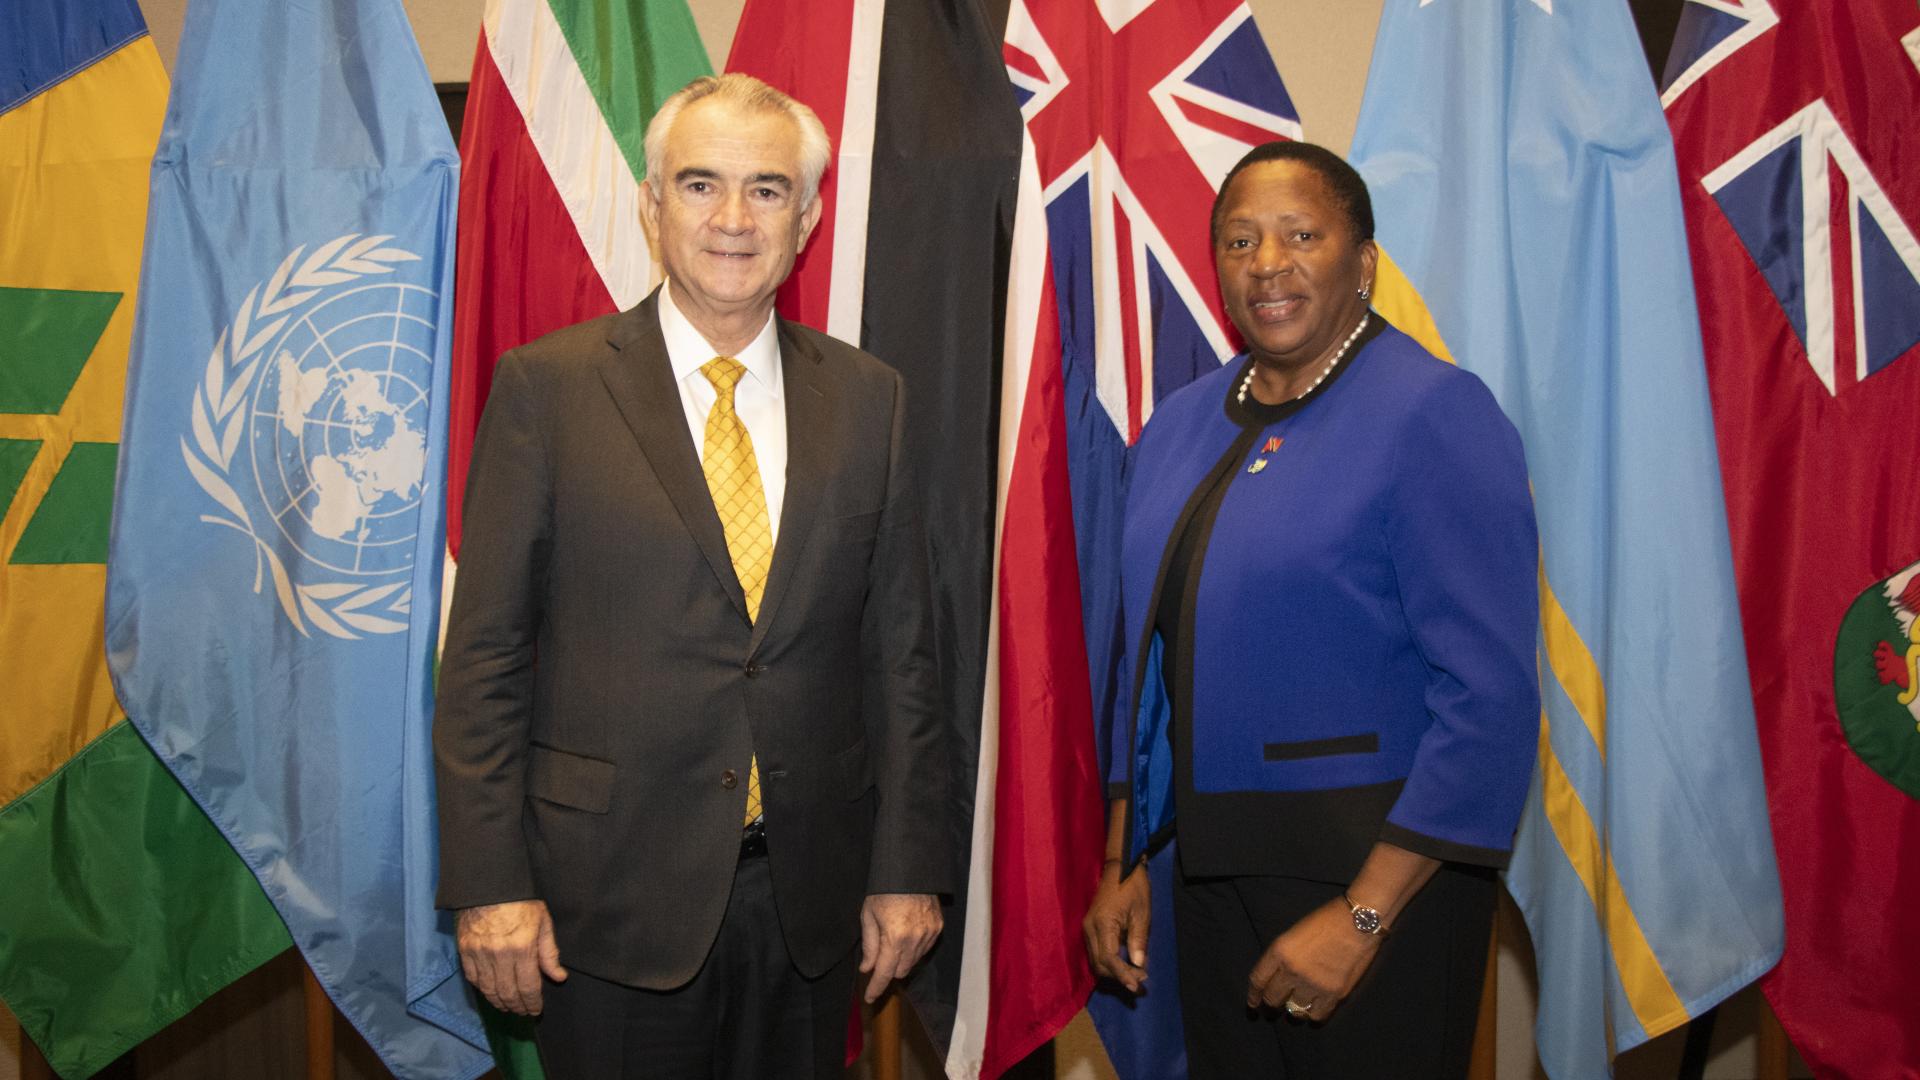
1344, 891, 1387, 936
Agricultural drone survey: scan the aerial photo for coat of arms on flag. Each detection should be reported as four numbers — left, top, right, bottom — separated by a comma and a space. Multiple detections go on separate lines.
181, 235, 433, 639
1837, 559, 1920, 798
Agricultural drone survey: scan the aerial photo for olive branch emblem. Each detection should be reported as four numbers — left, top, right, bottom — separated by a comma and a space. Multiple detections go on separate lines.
179, 234, 422, 639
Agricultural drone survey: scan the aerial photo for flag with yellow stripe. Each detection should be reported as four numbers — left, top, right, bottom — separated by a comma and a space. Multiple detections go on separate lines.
1349, 0, 1783, 1075
0, 2, 291, 1075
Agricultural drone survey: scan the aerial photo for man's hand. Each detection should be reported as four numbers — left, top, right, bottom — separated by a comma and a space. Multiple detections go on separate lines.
858, 893, 942, 1003
456, 899, 568, 1016
1245, 897, 1383, 1021
1082, 860, 1152, 993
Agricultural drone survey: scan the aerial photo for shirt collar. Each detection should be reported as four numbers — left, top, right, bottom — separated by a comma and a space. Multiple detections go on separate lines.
657, 283, 782, 394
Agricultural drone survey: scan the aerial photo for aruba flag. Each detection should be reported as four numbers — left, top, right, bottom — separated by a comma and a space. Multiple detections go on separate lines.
1350, 0, 1784, 1075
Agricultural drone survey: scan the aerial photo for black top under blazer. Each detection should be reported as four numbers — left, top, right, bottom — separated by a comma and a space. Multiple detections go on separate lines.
433, 290, 951, 989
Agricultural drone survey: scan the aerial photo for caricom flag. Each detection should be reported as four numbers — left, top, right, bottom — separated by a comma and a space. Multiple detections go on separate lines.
0, 3, 291, 1076
104, 0, 487, 1077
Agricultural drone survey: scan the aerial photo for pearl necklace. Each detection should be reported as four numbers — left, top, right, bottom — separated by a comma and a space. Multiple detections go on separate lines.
1236, 311, 1371, 406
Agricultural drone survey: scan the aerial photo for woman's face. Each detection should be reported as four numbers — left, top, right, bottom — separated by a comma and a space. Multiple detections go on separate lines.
1214, 160, 1377, 368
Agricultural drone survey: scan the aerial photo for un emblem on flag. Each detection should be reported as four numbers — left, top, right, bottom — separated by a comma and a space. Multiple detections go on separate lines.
1834, 559, 1920, 798
180, 235, 435, 639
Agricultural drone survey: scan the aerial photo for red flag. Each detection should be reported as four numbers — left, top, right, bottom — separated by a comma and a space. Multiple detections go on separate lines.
446, 0, 708, 557
724, 0, 877, 344
971, 4, 1307, 1077
1662, 2, 1920, 1074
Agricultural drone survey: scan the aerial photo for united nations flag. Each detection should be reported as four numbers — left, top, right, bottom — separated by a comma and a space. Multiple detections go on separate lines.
103, 1, 489, 1077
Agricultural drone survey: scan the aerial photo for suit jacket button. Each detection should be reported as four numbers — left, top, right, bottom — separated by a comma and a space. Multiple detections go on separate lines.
744, 662, 762, 678
721, 769, 738, 789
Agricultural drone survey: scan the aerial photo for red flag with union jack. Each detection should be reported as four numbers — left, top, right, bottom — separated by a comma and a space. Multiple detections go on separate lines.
1662, 1, 1920, 1073
950, 3, 1302, 1076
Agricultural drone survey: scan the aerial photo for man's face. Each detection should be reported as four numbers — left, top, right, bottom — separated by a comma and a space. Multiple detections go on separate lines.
641, 97, 822, 327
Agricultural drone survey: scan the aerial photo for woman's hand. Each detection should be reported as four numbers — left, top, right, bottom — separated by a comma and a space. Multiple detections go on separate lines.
1083, 860, 1153, 993
1245, 897, 1383, 1021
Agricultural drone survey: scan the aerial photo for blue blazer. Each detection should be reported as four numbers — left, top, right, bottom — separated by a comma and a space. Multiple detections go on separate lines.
1117, 322, 1539, 881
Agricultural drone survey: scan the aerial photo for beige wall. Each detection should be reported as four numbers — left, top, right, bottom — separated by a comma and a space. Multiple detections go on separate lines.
138, 0, 1374, 150
102, 3, 1797, 1079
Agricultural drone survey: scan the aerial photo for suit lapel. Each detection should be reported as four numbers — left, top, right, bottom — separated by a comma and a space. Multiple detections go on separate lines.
750, 319, 830, 653
598, 292, 750, 622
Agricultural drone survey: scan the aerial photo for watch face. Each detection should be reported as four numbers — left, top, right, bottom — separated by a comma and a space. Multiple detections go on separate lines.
1352, 906, 1382, 935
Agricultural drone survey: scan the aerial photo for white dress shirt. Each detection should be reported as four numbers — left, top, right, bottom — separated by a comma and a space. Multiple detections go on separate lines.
657, 284, 788, 546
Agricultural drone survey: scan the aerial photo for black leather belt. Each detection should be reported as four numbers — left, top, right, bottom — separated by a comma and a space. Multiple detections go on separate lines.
740, 819, 767, 858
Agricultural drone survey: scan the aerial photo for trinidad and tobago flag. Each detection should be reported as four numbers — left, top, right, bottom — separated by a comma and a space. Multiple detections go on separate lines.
1662, 0, 1920, 1074
725, 0, 1025, 1071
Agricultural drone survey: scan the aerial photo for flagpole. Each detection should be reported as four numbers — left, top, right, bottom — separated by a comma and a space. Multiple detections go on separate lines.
1467, 905, 1502, 1080
872, 988, 903, 1080
1756, 995, 1789, 1080
303, 962, 335, 1080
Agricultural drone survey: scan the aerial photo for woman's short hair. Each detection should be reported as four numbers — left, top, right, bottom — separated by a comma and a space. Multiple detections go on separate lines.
1210, 141, 1375, 245
643, 73, 833, 208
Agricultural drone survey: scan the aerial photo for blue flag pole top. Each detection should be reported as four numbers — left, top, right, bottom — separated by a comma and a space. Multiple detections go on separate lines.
104, 0, 487, 1075
1350, 0, 1783, 1076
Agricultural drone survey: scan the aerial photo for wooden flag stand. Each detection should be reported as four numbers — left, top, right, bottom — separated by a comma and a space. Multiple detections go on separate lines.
871, 989, 904, 1080
1757, 993, 1791, 1080
1466, 905, 1502, 1080
303, 962, 335, 1080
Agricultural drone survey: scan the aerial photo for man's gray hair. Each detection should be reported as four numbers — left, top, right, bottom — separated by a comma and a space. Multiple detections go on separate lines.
643, 73, 833, 209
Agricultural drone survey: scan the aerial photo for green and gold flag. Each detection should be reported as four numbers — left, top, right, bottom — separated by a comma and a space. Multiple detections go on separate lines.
0, 3, 290, 1076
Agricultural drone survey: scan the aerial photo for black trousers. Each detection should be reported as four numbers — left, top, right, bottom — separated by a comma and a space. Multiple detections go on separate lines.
1172, 856, 1497, 1079
534, 850, 855, 1080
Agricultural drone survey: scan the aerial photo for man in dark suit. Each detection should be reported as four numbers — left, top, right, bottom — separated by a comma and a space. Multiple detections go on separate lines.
433, 73, 949, 1078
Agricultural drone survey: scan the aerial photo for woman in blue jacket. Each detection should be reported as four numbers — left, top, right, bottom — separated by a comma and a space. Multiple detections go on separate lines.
1082, 142, 1540, 1078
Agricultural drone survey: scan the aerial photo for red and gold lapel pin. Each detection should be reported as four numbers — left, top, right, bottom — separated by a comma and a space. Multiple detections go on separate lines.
1248, 435, 1283, 474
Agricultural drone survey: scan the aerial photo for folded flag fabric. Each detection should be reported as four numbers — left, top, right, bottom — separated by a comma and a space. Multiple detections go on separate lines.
1660, 1, 1920, 1073
446, 4, 710, 1071
725, 0, 1024, 1067
981, 2, 1304, 1078
105, 1, 488, 1076
1351, 0, 1784, 1075
0, 3, 291, 1076
446, 0, 710, 561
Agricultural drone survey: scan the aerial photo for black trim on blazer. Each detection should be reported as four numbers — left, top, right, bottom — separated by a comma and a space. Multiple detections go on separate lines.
1378, 822, 1513, 870
1118, 421, 1260, 863
1263, 733, 1380, 761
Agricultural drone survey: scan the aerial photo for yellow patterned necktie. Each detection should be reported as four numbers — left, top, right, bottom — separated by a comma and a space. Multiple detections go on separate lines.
699, 357, 769, 825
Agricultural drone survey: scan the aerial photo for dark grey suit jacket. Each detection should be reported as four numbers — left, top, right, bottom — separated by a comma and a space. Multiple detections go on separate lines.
433, 291, 950, 988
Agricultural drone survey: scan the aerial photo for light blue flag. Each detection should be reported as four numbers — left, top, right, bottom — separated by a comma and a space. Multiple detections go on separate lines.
103, 1, 487, 1076
1349, 1, 1783, 1075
